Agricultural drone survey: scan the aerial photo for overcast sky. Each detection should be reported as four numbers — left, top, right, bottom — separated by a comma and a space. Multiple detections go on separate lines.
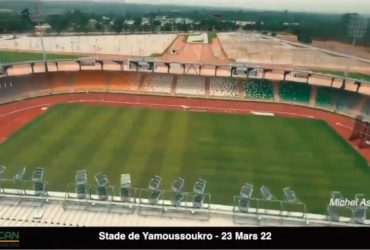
123, 0, 370, 14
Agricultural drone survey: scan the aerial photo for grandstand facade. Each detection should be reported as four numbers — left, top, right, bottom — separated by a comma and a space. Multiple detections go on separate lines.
0, 58, 370, 226
1, 59, 369, 120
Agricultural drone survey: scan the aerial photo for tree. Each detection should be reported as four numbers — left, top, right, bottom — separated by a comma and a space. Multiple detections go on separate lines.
47, 15, 69, 33
113, 17, 124, 33
95, 22, 104, 31
21, 8, 31, 23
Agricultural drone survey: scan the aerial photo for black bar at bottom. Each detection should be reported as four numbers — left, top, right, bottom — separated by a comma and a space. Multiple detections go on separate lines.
0, 227, 369, 249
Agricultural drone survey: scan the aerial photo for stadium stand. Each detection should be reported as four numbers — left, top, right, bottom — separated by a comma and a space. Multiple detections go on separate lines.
108, 72, 140, 92
176, 76, 205, 96
245, 79, 274, 100
74, 71, 108, 92
316, 86, 337, 108
209, 77, 239, 97
49, 72, 76, 93
28, 73, 52, 96
335, 89, 362, 114
364, 99, 370, 118
0, 76, 29, 102
279, 81, 311, 103
315, 86, 362, 114
140, 73, 173, 94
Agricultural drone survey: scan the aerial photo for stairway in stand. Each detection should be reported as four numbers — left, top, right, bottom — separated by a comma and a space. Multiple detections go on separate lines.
171, 75, 178, 96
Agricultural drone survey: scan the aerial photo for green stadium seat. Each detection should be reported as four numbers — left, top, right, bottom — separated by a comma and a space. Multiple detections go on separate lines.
280, 81, 311, 103
316, 86, 362, 115
335, 90, 361, 114
245, 79, 274, 100
316, 87, 337, 108
364, 99, 370, 118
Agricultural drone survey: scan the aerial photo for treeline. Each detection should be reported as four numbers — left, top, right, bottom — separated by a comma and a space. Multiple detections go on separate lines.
0, 7, 369, 46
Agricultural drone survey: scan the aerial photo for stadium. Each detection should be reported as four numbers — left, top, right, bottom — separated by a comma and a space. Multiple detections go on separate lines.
0, 31, 370, 227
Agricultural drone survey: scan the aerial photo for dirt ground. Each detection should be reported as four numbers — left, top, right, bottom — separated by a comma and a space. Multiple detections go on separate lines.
278, 33, 370, 60
219, 32, 370, 74
160, 35, 230, 64
0, 93, 369, 163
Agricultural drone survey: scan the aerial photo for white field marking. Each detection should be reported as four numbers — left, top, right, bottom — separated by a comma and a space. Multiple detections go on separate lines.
0, 104, 51, 119
67, 99, 315, 118
251, 111, 275, 116
41, 107, 48, 111
189, 109, 207, 112
336, 122, 353, 130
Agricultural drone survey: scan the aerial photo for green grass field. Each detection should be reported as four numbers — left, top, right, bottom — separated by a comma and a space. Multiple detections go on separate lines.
207, 32, 218, 43
1, 103, 370, 214
0, 51, 80, 64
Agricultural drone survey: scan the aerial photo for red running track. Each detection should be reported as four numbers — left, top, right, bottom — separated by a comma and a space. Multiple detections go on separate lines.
0, 93, 369, 162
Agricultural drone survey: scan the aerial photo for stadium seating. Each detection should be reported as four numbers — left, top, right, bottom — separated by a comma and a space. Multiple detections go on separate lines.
74, 71, 108, 92
176, 76, 205, 96
209, 77, 239, 98
0, 76, 30, 102
108, 72, 140, 92
335, 89, 362, 114
279, 81, 311, 103
315, 86, 362, 114
363, 99, 370, 118
140, 73, 173, 94
315, 86, 337, 108
49, 72, 76, 93
245, 79, 274, 100
27, 74, 52, 96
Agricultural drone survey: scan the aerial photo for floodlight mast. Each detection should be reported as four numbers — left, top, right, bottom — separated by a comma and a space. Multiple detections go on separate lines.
32, 1, 48, 72
344, 15, 367, 78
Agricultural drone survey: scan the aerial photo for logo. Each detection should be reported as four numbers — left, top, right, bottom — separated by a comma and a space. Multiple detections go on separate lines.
0, 231, 20, 248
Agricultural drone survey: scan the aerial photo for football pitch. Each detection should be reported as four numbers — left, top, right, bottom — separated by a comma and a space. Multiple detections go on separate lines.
1, 103, 370, 214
